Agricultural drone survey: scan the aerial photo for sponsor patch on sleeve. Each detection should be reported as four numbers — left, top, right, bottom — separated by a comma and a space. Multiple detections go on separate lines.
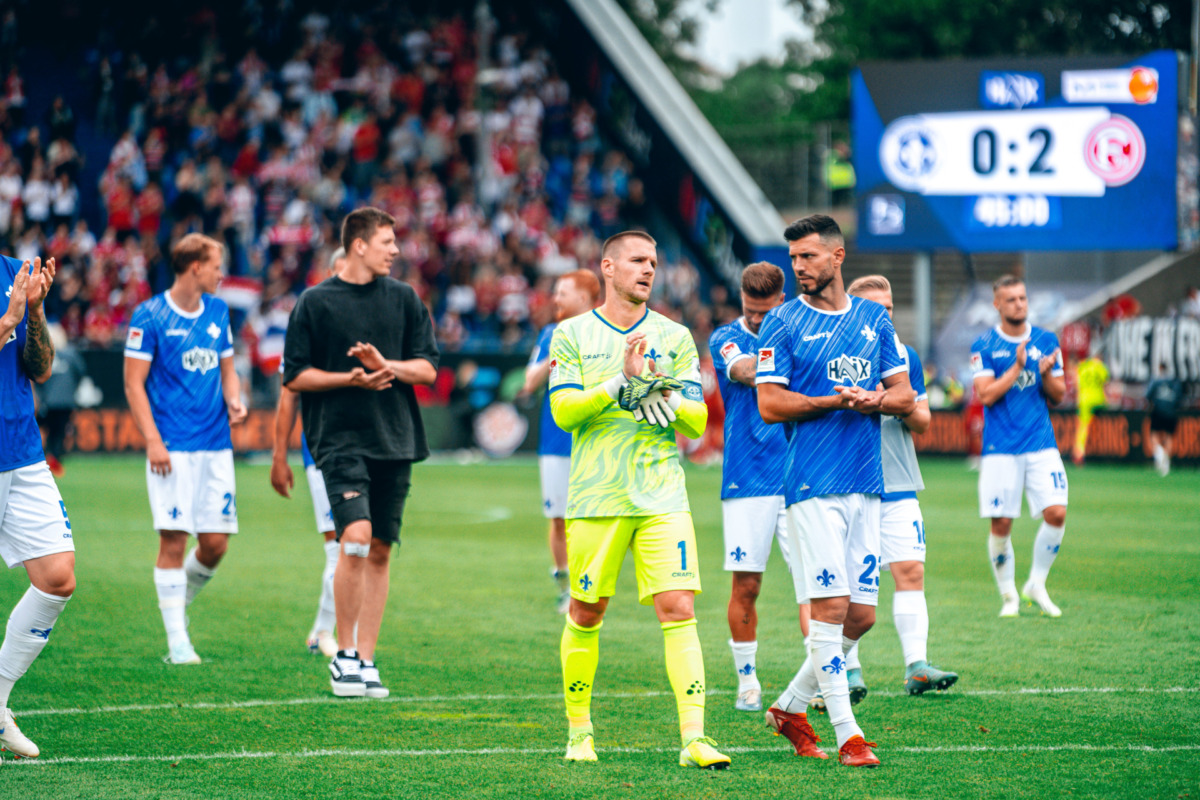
126, 327, 144, 350
757, 347, 775, 373
969, 352, 983, 373
719, 341, 740, 361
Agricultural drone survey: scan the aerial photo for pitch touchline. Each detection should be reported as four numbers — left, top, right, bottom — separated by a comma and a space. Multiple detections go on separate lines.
12, 742, 1200, 767
18, 686, 1199, 719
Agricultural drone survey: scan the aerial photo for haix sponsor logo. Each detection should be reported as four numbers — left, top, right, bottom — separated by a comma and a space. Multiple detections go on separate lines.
182, 347, 219, 374
826, 355, 872, 384
802, 331, 833, 342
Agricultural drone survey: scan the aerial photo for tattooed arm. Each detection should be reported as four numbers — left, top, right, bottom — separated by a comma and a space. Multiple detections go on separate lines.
21, 258, 56, 383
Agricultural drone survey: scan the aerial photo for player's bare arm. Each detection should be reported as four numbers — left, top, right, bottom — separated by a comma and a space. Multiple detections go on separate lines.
975, 339, 1026, 406
347, 341, 437, 385
521, 359, 551, 396
757, 381, 852, 424
1040, 349, 1066, 405
124, 356, 171, 476
728, 358, 757, 387
0, 258, 29, 347
220, 356, 248, 425
286, 365, 394, 392
899, 398, 932, 434
21, 258, 56, 383
270, 386, 298, 498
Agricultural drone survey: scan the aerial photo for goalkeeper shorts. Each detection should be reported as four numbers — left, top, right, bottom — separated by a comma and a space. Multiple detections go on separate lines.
565, 513, 701, 605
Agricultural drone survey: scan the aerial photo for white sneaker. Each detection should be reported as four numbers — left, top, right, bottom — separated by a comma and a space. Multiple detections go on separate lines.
329, 652, 367, 697
999, 593, 1020, 618
164, 641, 202, 665
360, 661, 390, 699
0, 709, 39, 758
1022, 581, 1062, 617
735, 686, 762, 712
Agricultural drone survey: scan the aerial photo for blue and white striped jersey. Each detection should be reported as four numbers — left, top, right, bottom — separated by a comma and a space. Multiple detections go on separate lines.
710, 318, 786, 499
125, 292, 234, 452
0, 255, 44, 472
755, 295, 905, 505
970, 324, 1062, 455
881, 342, 927, 501
530, 323, 572, 457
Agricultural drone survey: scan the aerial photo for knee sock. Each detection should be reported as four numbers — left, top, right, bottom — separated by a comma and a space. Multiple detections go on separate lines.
773, 655, 820, 714
1029, 522, 1065, 587
729, 639, 759, 691
663, 619, 706, 745
314, 540, 339, 635
988, 535, 1017, 598
843, 638, 861, 671
184, 549, 215, 607
893, 590, 929, 667
810, 619, 862, 748
154, 567, 189, 648
0, 587, 71, 716
561, 618, 601, 736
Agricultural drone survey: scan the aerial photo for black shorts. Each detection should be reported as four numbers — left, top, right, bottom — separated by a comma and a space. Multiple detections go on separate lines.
1149, 412, 1178, 434
322, 456, 412, 545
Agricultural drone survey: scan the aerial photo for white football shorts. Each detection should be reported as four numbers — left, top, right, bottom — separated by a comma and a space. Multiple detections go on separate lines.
786, 493, 881, 606
879, 497, 926, 569
722, 495, 792, 572
978, 448, 1069, 519
147, 450, 239, 535
539, 455, 570, 519
0, 461, 75, 568
305, 464, 335, 534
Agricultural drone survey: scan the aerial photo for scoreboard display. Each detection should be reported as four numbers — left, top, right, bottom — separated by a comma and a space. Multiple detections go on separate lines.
853, 51, 1178, 252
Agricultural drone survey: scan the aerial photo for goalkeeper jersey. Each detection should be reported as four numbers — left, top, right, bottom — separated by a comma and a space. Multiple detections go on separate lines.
548, 308, 703, 518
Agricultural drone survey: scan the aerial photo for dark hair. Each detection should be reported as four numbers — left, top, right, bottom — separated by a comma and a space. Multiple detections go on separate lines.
992, 274, 1025, 294
560, 269, 602, 302
170, 233, 222, 275
341, 207, 396, 253
740, 262, 784, 298
847, 274, 891, 295
601, 230, 656, 260
784, 214, 843, 245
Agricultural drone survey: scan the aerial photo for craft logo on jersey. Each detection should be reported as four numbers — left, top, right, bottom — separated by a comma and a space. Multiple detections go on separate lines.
182, 347, 219, 374
1084, 115, 1146, 187
827, 355, 872, 385
757, 347, 775, 372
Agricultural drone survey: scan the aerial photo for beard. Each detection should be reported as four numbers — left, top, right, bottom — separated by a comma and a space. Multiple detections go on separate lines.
798, 270, 834, 296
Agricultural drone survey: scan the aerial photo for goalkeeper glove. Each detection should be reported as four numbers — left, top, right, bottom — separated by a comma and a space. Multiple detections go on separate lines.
632, 390, 683, 427
618, 374, 684, 412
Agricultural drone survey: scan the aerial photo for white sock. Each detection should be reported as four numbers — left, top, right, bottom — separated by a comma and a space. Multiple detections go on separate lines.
314, 540, 338, 635
729, 639, 759, 691
0, 586, 71, 716
810, 620, 861, 747
1029, 522, 1065, 587
184, 550, 216, 607
1153, 444, 1165, 471
773, 656, 820, 714
893, 590, 928, 667
842, 637, 861, 670
154, 567, 189, 648
988, 534, 1017, 598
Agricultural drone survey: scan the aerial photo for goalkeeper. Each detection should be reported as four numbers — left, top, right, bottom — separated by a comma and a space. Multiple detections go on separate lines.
548, 230, 729, 770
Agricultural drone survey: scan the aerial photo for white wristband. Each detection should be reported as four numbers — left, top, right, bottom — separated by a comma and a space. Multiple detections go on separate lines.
601, 373, 628, 400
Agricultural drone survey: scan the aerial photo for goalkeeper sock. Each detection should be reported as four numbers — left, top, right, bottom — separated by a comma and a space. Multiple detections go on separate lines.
663, 619, 706, 745
1029, 522, 1065, 587
561, 617, 601, 735
773, 656, 819, 714
988, 534, 1017, 598
184, 549, 215, 606
729, 639, 759, 691
154, 567, 189, 649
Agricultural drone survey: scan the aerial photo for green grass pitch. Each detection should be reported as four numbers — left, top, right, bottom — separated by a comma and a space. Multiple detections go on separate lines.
1, 455, 1197, 799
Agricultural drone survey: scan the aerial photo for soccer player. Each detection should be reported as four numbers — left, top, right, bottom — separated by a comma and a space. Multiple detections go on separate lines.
756, 215, 914, 768
271, 248, 346, 657
971, 275, 1067, 618
549, 230, 729, 769
124, 234, 247, 665
0, 256, 74, 759
521, 269, 601, 613
1146, 364, 1183, 477
708, 261, 795, 713
283, 208, 438, 699
846, 275, 958, 697
1071, 350, 1108, 465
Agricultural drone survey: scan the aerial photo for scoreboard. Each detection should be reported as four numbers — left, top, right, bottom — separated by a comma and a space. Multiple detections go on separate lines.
853, 51, 1179, 252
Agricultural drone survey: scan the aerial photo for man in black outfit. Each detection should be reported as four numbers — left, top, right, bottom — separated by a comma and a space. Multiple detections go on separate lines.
283, 207, 439, 698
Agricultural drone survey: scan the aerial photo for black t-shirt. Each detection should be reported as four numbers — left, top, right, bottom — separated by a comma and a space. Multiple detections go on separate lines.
283, 276, 440, 466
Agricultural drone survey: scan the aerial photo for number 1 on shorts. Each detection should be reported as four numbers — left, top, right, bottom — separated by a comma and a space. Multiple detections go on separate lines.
677, 540, 687, 571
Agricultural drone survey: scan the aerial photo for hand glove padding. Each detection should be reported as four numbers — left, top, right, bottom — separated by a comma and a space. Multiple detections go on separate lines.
618, 374, 684, 412
632, 390, 676, 427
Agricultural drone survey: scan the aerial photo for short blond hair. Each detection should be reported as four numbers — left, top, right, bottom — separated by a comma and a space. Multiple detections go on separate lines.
847, 274, 891, 296
171, 233, 223, 275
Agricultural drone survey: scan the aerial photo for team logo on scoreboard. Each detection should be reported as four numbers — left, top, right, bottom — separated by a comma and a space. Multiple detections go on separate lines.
879, 118, 939, 191
1084, 115, 1146, 187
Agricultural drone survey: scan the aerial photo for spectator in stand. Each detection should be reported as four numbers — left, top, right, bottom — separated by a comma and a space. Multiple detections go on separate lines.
1183, 286, 1200, 319
50, 173, 79, 230
21, 162, 52, 232
45, 96, 76, 143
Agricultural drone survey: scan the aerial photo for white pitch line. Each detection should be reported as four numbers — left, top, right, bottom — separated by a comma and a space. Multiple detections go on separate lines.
18, 685, 1199, 719
10, 742, 1200, 767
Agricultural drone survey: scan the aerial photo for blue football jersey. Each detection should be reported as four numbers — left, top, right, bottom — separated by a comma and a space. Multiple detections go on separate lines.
1, 255, 45, 471
710, 318, 786, 499
125, 292, 235, 452
530, 323, 572, 457
755, 295, 905, 505
970, 324, 1062, 455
